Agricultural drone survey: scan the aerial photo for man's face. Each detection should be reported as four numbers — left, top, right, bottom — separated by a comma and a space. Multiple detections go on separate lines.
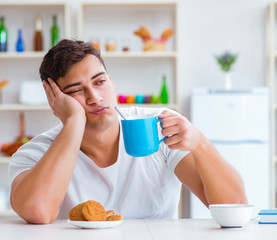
57, 54, 118, 131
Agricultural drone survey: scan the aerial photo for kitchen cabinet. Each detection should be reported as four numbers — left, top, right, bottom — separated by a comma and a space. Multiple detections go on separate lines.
267, 1, 277, 209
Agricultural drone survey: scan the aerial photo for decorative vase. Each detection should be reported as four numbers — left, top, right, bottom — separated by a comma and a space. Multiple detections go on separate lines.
224, 72, 232, 90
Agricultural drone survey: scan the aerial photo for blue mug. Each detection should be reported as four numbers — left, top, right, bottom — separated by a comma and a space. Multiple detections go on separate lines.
121, 115, 166, 157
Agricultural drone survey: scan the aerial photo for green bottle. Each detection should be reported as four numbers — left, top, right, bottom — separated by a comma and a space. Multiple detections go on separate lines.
160, 75, 169, 104
51, 15, 59, 47
0, 17, 8, 52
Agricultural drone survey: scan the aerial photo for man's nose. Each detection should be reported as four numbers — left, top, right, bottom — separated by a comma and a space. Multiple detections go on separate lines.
86, 86, 103, 105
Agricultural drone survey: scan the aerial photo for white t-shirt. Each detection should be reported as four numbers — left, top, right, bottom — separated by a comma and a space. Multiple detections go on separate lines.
8, 107, 189, 219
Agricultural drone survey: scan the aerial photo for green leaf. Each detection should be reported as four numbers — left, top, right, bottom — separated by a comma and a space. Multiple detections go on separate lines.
215, 51, 238, 72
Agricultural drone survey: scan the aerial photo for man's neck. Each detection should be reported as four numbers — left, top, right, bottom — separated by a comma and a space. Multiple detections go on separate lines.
80, 120, 120, 168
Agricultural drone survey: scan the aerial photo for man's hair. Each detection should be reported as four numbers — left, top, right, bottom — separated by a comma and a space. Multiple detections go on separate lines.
39, 39, 106, 82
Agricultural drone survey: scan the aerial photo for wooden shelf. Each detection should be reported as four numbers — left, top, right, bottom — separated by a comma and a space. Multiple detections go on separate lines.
0, 1, 70, 7
118, 103, 178, 110
0, 103, 178, 112
102, 51, 177, 58
80, 2, 177, 7
0, 104, 50, 111
0, 51, 46, 59
0, 51, 177, 60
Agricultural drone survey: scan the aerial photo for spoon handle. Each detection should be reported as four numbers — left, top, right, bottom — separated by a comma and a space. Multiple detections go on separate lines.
115, 106, 127, 120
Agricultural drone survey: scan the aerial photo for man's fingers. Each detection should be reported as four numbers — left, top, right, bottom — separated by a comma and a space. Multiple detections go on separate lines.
158, 110, 175, 119
43, 80, 55, 100
162, 125, 179, 137
161, 116, 180, 128
48, 78, 61, 96
164, 135, 182, 146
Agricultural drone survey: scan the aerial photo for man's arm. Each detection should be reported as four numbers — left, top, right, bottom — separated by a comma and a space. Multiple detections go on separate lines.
10, 79, 86, 224
159, 110, 248, 206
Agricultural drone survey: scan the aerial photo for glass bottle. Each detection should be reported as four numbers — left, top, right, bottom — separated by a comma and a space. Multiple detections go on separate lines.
0, 17, 8, 52
160, 75, 169, 104
51, 15, 59, 47
34, 16, 43, 51
105, 38, 117, 52
16, 29, 24, 52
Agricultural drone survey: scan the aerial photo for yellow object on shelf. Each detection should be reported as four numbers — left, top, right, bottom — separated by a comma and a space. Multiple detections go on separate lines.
134, 26, 173, 52
0, 80, 8, 90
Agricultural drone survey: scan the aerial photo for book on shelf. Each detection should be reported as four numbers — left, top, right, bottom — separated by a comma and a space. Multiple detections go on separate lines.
258, 209, 277, 224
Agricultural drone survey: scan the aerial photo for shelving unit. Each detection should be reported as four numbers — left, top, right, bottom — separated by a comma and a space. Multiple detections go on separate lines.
267, 1, 277, 209
77, 1, 180, 112
0, 1, 71, 217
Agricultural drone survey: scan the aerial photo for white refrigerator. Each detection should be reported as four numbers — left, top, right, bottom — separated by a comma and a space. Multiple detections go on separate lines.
190, 88, 270, 219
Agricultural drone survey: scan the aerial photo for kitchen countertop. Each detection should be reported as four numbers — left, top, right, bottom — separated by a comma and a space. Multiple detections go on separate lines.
1, 217, 276, 240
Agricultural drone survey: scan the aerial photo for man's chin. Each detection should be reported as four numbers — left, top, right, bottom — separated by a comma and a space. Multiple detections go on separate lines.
86, 113, 118, 131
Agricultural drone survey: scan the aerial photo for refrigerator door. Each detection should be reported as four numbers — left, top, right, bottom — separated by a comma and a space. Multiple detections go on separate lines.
190, 143, 270, 219
191, 88, 269, 142
190, 88, 270, 219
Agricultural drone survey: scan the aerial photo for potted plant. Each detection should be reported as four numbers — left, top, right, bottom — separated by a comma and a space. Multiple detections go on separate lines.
215, 51, 238, 89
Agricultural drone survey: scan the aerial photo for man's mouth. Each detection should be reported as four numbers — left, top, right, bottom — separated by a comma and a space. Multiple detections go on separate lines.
89, 106, 108, 115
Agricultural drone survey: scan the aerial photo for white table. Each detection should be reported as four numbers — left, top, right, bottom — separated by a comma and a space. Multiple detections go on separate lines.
1, 217, 277, 240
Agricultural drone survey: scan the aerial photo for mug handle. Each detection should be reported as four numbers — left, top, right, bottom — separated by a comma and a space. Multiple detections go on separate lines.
156, 118, 167, 143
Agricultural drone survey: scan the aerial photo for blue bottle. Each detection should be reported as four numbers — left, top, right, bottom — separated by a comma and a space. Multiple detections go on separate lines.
16, 29, 24, 52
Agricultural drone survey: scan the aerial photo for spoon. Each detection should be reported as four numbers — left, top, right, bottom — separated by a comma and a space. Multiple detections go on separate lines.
115, 106, 127, 120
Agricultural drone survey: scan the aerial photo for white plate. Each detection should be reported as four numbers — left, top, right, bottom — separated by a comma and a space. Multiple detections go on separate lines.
66, 219, 123, 229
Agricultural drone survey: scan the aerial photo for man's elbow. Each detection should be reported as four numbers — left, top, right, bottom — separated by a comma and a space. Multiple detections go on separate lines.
221, 190, 249, 205
14, 201, 57, 224
229, 194, 248, 204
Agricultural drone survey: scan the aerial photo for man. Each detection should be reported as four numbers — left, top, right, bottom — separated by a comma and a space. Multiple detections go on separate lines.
8, 39, 247, 224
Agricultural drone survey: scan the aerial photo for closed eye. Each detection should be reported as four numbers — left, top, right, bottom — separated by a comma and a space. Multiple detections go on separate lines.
67, 89, 82, 94
95, 79, 106, 85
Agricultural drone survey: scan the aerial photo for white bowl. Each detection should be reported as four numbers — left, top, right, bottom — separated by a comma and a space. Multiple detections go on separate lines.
209, 204, 254, 228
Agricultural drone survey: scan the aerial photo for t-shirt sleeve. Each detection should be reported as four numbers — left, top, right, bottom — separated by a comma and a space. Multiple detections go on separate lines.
160, 142, 190, 173
155, 107, 190, 173
8, 135, 52, 187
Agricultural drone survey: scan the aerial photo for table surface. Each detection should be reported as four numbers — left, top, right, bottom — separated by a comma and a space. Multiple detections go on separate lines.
1, 217, 277, 240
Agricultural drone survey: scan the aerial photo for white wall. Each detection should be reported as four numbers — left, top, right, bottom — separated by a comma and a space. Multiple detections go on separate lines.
178, 0, 270, 117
